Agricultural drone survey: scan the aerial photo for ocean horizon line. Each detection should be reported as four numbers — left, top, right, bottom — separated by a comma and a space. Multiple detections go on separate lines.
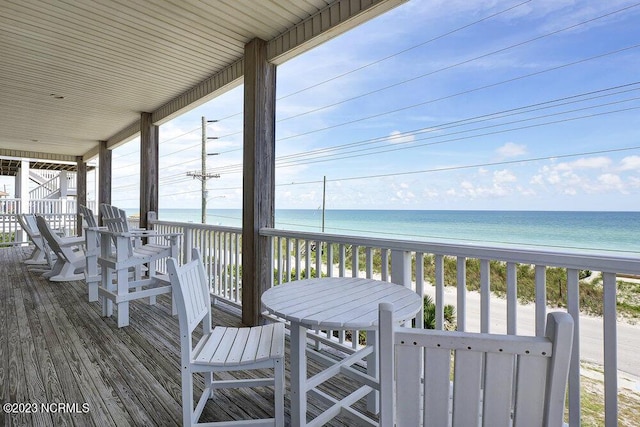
125, 207, 640, 213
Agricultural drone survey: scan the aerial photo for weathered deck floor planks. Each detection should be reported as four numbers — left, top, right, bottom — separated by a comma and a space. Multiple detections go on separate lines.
1, 246, 374, 426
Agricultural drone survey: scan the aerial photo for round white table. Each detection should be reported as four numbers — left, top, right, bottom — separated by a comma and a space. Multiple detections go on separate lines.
262, 277, 422, 426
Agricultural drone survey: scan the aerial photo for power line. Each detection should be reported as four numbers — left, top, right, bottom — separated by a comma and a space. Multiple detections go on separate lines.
272, 83, 640, 164
204, 86, 640, 174
278, 0, 534, 101
283, 145, 640, 186
206, 145, 640, 192
277, 42, 640, 143
277, 2, 640, 123
272, 102, 640, 168
207, 0, 535, 126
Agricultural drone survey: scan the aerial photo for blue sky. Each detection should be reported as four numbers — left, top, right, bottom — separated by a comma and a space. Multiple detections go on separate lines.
105, 0, 640, 211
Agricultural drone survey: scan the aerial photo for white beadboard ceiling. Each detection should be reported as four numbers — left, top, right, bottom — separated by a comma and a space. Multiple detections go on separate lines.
0, 0, 405, 162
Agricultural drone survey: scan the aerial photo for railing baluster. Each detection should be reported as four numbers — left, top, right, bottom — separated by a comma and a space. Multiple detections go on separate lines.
295, 239, 301, 280
457, 256, 467, 332
435, 254, 444, 330
381, 249, 389, 281
415, 252, 424, 329
352, 245, 359, 278
506, 261, 517, 335
535, 264, 547, 337
566, 268, 581, 427
365, 247, 373, 279
315, 240, 322, 278
480, 259, 490, 333
277, 236, 283, 285
326, 242, 334, 277
339, 243, 346, 277
234, 232, 240, 302
285, 237, 291, 282
304, 239, 311, 279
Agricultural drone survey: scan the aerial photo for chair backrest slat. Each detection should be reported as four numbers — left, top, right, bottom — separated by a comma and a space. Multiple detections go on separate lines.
167, 249, 210, 336
35, 215, 63, 255
379, 303, 573, 427
99, 204, 134, 256
451, 351, 483, 427
422, 348, 451, 427
514, 355, 548, 426
100, 204, 130, 233
481, 352, 515, 426
79, 205, 98, 228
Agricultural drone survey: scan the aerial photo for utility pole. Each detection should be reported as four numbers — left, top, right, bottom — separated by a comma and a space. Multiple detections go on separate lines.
322, 175, 326, 232
187, 116, 220, 223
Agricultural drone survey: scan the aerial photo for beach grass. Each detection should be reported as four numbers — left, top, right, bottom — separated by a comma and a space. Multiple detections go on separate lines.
301, 242, 640, 320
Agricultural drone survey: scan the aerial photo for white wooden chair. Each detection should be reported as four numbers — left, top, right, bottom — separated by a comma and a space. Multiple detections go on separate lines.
379, 302, 573, 427
167, 249, 285, 427
35, 215, 86, 282
97, 204, 178, 327
17, 213, 48, 265
99, 203, 173, 279
80, 205, 106, 301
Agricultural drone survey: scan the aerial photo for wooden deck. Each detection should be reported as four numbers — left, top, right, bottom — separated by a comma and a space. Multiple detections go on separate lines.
1, 246, 375, 426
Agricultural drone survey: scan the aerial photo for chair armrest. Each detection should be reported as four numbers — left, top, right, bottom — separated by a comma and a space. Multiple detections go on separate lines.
148, 232, 181, 238
59, 236, 86, 247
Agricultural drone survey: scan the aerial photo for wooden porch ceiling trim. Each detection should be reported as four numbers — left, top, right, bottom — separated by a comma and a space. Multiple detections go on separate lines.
93, 0, 406, 159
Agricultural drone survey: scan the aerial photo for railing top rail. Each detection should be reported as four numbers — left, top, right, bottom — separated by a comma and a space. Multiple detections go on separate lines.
150, 219, 242, 234
260, 227, 640, 275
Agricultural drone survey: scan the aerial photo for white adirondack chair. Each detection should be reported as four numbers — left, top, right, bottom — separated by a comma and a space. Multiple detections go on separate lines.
167, 249, 285, 427
98, 203, 173, 279
97, 204, 178, 327
80, 205, 106, 301
379, 303, 573, 427
35, 215, 86, 282
17, 213, 48, 265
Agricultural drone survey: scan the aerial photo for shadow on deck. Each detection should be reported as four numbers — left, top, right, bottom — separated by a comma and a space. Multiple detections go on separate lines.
1, 246, 373, 426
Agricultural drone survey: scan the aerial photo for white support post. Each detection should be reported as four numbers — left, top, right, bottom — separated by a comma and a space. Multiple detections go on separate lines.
16, 159, 29, 214
59, 170, 69, 197
390, 249, 411, 288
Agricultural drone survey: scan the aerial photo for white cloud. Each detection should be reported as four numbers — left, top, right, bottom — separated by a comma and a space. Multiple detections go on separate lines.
619, 155, 640, 171
493, 169, 517, 184
528, 155, 640, 197
570, 157, 612, 170
387, 130, 416, 145
456, 171, 517, 199
597, 173, 626, 192
496, 142, 527, 159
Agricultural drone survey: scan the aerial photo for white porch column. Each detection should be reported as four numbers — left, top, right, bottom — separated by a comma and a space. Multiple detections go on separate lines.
15, 159, 29, 214
59, 170, 69, 197
242, 38, 276, 326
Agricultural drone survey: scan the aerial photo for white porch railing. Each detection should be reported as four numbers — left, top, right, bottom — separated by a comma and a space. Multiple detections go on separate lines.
147, 218, 640, 427
29, 170, 77, 199
0, 199, 94, 245
150, 218, 244, 310
29, 174, 60, 199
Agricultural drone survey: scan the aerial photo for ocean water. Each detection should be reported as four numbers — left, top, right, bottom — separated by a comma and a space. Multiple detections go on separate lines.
138, 209, 640, 255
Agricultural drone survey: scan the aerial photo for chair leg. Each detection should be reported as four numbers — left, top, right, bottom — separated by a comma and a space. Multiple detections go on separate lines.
275, 358, 285, 427
42, 259, 64, 278
183, 368, 194, 426
204, 372, 213, 398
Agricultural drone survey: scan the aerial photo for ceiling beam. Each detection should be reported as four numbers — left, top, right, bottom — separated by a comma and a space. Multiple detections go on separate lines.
0, 148, 77, 163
